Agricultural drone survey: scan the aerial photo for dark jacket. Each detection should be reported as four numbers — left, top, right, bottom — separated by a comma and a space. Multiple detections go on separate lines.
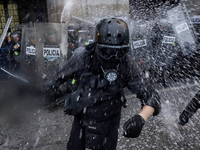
55, 43, 161, 116
179, 91, 200, 125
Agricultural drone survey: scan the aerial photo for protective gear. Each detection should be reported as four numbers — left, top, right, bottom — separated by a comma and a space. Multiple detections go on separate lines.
101, 67, 118, 82
68, 25, 76, 39
178, 92, 200, 126
55, 44, 161, 149
123, 115, 145, 138
95, 18, 130, 68
64, 85, 103, 115
136, 88, 161, 116
78, 30, 88, 43
95, 18, 129, 45
11, 30, 21, 41
9, 30, 21, 63
96, 44, 129, 60
53, 18, 161, 150
7, 30, 21, 72
191, 16, 200, 42
13, 42, 21, 63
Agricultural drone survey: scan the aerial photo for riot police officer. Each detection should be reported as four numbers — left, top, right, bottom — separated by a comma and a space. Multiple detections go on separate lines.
7, 30, 21, 73
46, 18, 161, 150
178, 91, 200, 126
177, 15, 200, 126
150, 21, 182, 86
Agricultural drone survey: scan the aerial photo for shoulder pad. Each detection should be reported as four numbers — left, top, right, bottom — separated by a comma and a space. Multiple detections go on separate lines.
85, 42, 96, 54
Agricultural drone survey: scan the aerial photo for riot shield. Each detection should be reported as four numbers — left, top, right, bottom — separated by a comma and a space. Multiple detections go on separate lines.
34, 23, 68, 84
151, 20, 181, 65
131, 20, 154, 73
20, 24, 37, 81
167, 5, 197, 56
191, 15, 200, 43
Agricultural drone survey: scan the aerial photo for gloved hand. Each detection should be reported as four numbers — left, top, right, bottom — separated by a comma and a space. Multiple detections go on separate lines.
123, 115, 145, 138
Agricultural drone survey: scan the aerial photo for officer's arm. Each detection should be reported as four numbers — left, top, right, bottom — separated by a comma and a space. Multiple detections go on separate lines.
139, 105, 155, 121
55, 47, 85, 85
44, 47, 85, 90
178, 91, 200, 126
124, 79, 160, 138
7, 33, 11, 42
126, 53, 161, 116
123, 53, 161, 138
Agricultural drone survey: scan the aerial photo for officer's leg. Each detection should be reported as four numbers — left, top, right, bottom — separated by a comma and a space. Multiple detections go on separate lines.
67, 115, 85, 150
103, 111, 121, 150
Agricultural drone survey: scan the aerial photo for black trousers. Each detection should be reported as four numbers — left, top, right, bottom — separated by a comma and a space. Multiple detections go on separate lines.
67, 100, 122, 150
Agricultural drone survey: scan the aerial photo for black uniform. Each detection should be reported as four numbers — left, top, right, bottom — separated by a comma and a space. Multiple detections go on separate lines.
167, 43, 200, 125
177, 48, 200, 126
179, 91, 200, 126
52, 42, 161, 150
7, 40, 21, 73
44, 18, 161, 150
150, 22, 182, 86
177, 15, 200, 126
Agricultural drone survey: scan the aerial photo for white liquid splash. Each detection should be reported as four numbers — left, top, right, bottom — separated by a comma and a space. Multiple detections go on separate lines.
60, 0, 75, 23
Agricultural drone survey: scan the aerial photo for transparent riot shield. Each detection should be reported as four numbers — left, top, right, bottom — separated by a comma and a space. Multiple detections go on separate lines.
167, 5, 197, 56
34, 23, 68, 84
130, 20, 154, 73
20, 24, 37, 81
151, 20, 181, 65
77, 29, 89, 47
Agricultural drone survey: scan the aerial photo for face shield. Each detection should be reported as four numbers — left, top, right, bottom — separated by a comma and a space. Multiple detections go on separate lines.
68, 26, 76, 40
11, 30, 21, 43
12, 34, 20, 43
96, 44, 130, 60
94, 18, 130, 69
78, 30, 88, 42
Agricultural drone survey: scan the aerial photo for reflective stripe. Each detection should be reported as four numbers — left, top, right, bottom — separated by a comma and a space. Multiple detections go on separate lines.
72, 79, 75, 84
14, 51, 19, 55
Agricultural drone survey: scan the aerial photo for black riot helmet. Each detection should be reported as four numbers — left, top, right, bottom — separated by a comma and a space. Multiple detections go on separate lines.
11, 30, 21, 42
95, 18, 130, 61
12, 30, 21, 37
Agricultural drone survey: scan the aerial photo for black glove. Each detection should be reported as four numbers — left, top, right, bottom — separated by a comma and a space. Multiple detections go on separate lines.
178, 97, 200, 126
123, 115, 145, 138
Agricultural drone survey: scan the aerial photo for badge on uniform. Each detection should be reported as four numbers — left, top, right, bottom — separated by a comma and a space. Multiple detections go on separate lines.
14, 43, 20, 49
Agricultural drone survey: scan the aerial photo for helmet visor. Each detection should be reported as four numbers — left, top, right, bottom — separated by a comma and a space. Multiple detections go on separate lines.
96, 44, 129, 59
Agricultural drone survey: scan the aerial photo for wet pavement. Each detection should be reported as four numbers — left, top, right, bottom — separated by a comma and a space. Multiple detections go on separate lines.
0, 79, 199, 150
